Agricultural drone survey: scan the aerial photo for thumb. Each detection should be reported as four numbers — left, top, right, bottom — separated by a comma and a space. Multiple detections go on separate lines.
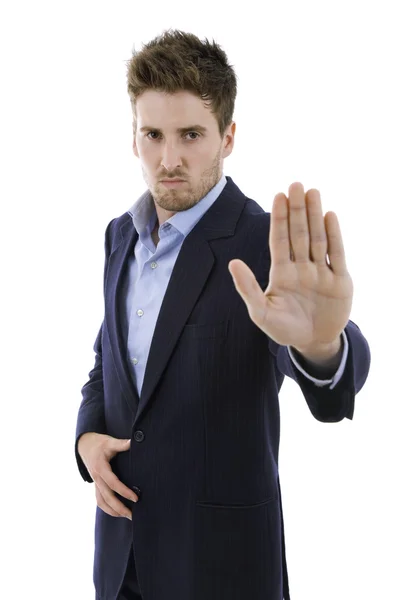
229, 259, 266, 319
112, 437, 131, 450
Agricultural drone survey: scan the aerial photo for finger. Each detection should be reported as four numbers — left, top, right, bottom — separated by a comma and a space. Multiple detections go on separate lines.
269, 192, 292, 266
100, 462, 139, 502
95, 478, 134, 519
106, 437, 131, 454
305, 188, 328, 265
95, 485, 121, 517
287, 182, 310, 263
95, 486, 132, 520
325, 211, 348, 274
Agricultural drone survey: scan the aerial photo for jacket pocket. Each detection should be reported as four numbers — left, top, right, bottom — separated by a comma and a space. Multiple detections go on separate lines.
183, 319, 230, 339
194, 495, 283, 600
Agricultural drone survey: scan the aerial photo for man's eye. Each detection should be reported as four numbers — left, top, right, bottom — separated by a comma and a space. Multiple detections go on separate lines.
146, 132, 199, 140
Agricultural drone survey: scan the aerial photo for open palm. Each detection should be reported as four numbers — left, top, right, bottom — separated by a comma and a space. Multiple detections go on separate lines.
228, 182, 353, 352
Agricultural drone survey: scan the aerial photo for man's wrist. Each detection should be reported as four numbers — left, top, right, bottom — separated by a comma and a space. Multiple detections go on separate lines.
291, 335, 343, 377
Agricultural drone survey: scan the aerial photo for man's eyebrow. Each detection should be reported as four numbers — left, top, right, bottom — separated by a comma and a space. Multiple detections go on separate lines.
139, 125, 208, 134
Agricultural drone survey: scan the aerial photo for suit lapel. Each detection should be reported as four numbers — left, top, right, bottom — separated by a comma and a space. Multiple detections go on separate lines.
138, 229, 215, 422
105, 219, 140, 411
105, 177, 247, 422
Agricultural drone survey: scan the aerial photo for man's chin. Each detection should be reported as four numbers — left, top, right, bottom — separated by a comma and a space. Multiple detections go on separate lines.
158, 195, 203, 212
157, 198, 194, 211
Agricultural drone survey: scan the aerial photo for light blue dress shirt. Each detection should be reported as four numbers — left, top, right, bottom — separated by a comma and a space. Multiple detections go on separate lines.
121, 173, 348, 397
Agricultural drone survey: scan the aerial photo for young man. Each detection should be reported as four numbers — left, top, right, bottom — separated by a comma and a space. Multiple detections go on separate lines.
75, 29, 371, 600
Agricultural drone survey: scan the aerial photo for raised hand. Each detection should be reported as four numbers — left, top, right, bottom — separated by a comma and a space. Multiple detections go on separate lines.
228, 182, 353, 355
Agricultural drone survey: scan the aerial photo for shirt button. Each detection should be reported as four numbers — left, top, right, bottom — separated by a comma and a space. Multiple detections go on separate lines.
134, 430, 145, 442
151, 262, 158, 269
137, 309, 144, 317
131, 358, 138, 365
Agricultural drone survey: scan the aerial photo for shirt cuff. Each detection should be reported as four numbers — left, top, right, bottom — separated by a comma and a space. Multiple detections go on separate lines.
287, 330, 349, 390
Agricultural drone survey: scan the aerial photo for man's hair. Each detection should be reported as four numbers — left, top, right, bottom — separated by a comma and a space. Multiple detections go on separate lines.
125, 29, 238, 139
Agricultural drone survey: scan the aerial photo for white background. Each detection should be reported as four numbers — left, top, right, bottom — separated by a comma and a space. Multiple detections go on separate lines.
1, 1, 399, 598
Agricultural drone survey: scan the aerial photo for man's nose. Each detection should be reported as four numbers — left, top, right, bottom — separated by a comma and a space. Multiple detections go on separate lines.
161, 144, 183, 172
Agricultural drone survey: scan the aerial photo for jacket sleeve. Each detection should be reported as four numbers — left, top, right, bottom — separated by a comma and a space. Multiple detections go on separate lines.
268, 319, 371, 422
287, 329, 349, 389
74, 219, 115, 482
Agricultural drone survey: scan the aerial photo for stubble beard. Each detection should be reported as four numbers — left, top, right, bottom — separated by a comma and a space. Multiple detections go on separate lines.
145, 148, 222, 213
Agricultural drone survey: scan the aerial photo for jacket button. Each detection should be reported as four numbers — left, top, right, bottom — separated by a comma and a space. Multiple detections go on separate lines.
134, 430, 145, 442
132, 486, 141, 498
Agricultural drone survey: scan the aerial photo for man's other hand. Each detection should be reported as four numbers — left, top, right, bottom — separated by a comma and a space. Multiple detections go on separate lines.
78, 433, 138, 520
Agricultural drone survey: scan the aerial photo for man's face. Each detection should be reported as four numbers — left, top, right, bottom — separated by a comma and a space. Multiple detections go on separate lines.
132, 90, 235, 223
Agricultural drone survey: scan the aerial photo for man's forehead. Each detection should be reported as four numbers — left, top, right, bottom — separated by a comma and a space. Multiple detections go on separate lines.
135, 90, 211, 114
134, 91, 216, 132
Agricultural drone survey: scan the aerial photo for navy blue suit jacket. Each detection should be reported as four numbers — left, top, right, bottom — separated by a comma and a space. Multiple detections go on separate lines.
75, 176, 371, 600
